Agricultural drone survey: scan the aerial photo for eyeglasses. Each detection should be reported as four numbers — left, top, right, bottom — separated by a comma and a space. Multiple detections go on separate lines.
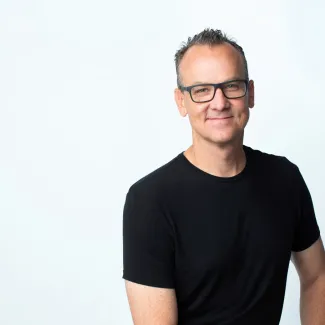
179, 79, 249, 103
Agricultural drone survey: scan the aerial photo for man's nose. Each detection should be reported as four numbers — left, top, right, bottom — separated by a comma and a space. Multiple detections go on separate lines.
209, 88, 229, 110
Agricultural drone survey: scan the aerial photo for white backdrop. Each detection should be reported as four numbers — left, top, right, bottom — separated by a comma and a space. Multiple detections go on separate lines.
0, 0, 324, 324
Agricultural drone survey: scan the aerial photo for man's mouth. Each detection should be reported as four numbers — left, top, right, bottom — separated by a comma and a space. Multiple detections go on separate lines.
206, 116, 233, 120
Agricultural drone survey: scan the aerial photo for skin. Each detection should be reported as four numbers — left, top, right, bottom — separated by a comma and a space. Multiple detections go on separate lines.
291, 238, 325, 324
125, 42, 325, 325
125, 281, 177, 325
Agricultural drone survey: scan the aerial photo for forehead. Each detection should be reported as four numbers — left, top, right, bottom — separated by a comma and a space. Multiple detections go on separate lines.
179, 43, 245, 85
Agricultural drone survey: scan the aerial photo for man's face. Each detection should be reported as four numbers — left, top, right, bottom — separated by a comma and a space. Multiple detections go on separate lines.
174, 43, 255, 146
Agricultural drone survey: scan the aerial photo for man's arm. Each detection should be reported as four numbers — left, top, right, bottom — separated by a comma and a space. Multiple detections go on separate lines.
125, 280, 178, 325
291, 237, 325, 325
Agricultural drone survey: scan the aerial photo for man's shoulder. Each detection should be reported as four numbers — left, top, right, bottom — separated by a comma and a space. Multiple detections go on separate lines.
127, 153, 183, 197
246, 145, 298, 175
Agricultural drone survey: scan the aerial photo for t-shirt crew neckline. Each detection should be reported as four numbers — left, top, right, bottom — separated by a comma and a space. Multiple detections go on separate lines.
179, 145, 251, 183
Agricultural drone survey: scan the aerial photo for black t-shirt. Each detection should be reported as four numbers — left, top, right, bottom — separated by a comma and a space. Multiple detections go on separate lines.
122, 146, 320, 325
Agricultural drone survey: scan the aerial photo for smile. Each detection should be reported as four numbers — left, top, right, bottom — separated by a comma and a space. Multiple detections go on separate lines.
206, 116, 233, 120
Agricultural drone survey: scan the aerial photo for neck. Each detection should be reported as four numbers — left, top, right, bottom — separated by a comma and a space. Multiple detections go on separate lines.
184, 136, 246, 178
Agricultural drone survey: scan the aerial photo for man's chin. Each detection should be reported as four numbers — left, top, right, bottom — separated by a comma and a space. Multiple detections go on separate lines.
207, 131, 243, 146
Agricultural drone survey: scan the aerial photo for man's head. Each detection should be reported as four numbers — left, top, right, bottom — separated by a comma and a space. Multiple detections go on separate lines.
174, 28, 254, 146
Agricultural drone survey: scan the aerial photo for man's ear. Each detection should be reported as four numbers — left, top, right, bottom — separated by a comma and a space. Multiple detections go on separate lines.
174, 88, 188, 117
248, 80, 255, 109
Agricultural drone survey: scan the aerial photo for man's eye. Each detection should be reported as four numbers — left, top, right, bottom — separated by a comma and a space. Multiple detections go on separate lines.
195, 87, 209, 94
225, 83, 239, 90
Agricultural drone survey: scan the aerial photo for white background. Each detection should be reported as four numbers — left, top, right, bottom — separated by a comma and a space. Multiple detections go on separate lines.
0, 0, 324, 324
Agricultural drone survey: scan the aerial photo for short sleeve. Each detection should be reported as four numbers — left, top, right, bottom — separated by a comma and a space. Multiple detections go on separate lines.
122, 186, 175, 288
291, 166, 320, 252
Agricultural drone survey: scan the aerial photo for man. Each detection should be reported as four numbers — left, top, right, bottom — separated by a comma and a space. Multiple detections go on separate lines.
122, 28, 325, 325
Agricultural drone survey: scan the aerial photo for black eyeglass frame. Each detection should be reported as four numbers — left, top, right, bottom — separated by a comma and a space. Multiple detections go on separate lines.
179, 79, 249, 103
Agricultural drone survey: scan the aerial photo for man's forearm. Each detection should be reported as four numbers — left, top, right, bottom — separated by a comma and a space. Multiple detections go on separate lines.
300, 273, 325, 325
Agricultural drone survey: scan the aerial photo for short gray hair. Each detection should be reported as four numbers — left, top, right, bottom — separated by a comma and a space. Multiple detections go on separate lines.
174, 28, 249, 88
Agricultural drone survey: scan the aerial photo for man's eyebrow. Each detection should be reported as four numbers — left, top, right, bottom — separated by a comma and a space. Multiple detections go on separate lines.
191, 78, 243, 85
